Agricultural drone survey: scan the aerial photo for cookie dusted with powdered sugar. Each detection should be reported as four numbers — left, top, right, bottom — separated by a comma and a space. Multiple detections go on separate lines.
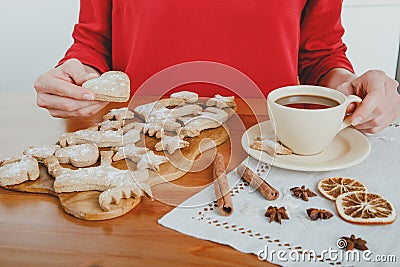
170, 91, 199, 103
103, 107, 136, 121
82, 71, 130, 102
59, 128, 141, 148
0, 155, 40, 186
55, 143, 99, 168
154, 131, 189, 154
23, 144, 61, 162
45, 151, 152, 212
206, 94, 236, 109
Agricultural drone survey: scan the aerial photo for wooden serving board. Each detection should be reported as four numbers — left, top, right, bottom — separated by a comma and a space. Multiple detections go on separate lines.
3, 126, 229, 220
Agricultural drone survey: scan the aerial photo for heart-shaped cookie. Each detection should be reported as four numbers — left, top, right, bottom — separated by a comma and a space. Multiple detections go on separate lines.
82, 71, 130, 102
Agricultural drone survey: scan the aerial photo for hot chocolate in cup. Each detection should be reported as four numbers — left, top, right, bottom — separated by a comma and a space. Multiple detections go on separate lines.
267, 85, 362, 155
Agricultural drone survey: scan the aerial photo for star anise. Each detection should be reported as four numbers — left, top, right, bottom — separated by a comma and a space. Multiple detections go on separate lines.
306, 208, 334, 220
290, 185, 317, 201
341, 234, 368, 251
265, 206, 289, 224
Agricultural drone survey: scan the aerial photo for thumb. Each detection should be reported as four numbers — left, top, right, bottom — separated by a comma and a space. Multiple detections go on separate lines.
61, 59, 100, 86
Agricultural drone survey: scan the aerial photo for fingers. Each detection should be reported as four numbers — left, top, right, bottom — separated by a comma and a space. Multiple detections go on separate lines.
37, 92, 103, 111
34, 59, 100, 101
345, 102, 357, 114
34, 59, 115, 120
336, 70, 400, 134
40, 78, 96, 101
350, 92, 381, 126
350, 72, 385, 124
337, 82, 358, 114
47, 102, 109, 119
354, 113, 396, 134
37, 90, 110, 119
351, 70, 386, 92
60, 58, 100, 85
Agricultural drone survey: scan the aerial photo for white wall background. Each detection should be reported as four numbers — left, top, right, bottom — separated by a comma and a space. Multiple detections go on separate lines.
0, 0, 79, 92
0, 0, 399, 92
342, 0, 400, 78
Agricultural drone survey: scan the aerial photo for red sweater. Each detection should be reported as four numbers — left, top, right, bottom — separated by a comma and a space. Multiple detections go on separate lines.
59, 0, 353, 98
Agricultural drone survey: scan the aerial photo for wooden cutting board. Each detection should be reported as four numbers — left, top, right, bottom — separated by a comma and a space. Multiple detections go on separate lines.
3, 126, 229, 220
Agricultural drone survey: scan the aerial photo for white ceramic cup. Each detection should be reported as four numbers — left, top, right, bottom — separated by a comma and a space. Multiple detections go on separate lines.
267, 85, 362, 155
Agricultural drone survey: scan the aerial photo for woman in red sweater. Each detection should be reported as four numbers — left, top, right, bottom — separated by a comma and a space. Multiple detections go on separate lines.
34, 0, 399, 133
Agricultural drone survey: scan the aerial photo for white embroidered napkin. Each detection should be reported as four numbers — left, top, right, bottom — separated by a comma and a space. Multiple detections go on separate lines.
159, 123, 400, 267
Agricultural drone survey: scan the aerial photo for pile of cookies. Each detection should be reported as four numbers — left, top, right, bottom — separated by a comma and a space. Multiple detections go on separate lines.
0, 88, 236, 214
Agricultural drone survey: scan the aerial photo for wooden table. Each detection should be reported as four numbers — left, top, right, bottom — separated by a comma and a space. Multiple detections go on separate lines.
0, 93, 275, 267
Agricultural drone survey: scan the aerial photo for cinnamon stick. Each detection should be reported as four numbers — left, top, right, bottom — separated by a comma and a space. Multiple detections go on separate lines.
213, 153, 233, 216
236, 164, 279, 200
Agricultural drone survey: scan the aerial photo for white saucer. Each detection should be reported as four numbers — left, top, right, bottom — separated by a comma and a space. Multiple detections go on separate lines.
241, 120, 371, 172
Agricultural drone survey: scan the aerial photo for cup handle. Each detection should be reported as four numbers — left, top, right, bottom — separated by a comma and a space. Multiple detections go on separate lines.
338, 95, 363, 132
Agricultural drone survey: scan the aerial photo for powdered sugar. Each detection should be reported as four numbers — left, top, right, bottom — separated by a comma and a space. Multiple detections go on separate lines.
206, 94, 236, 108
113, 144, 149, 162
0, 155, 39, 185
56, 143, 97, 158
136, 151, 167, 172
61, 129, 136, 148
23, 144, 60, 160
82, 71, 130, 100
99, 120, 123, 131
54, 165, 135, 192
103, 107, 136, 121
47, 153, 151, 212
155, 133, 189, 154
171, 91, 199, 103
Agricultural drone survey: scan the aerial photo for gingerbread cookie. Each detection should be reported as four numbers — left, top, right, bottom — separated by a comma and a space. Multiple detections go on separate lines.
206, 94, 236, 109
136, 151, 168, 172
98, 120, 124, 131
23, 144, 60, 162
135, 100, 203, 138
59, 128, 140, 148
134, 99, 183, 121
112, 144, 167, 172
154, 131, 189, 154
113, 144, 150, 162
55, 143, 99, 167
103, 107, 136, 121
134, 99, 200, 122
99, 183, 152, 211
122, 122, 145, 134
0, 156, 40, 186
171, 91, 199, 103
169, 104, 202, 119
82, 71, 130, 102
122, 129, 142, 144
179, 107, 229, 137
45, 151, 152, 212
143, 118, 181, 138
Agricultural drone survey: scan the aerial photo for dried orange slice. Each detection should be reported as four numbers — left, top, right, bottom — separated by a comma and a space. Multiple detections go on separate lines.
336, 191, 396, 225
318, 177, 367, 201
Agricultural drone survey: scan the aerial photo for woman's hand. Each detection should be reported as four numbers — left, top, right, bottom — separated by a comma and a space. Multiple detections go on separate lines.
336, 70, 399, 134
34, 58, 109, 119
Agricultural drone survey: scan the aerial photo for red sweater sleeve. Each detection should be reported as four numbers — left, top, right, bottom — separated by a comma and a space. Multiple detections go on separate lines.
298, 0, 354, 85
58, 0, 112, 73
